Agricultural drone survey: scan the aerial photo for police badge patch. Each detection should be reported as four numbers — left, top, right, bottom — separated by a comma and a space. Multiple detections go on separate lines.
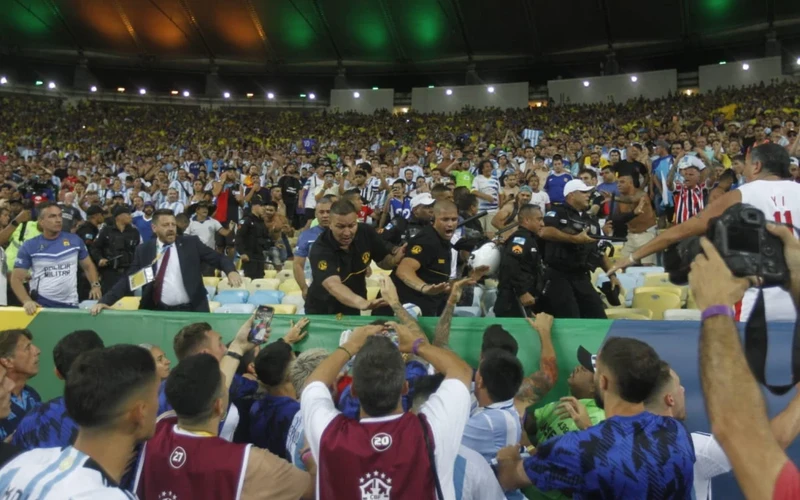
318, 261, 328, 271
411, 245, 422, 255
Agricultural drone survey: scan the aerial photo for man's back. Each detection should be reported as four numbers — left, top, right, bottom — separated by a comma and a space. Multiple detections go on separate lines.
0, 446, 135, 499
11, 396, 77, 451
523, 412, 694, 499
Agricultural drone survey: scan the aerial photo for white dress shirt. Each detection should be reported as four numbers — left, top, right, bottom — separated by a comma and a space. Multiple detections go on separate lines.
156, 241, 191, 306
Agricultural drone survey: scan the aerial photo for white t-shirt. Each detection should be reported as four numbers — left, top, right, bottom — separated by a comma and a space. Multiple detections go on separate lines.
303, 175, 326, 210
471, 175, 500, 211
691, 432, 731, 500
0, 446, 136, 499
186, 219, 223, 249
302, 378, 471, 500
529, 191, 550, 213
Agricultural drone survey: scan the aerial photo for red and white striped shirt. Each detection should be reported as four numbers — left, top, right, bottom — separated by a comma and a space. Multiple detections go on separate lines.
673, 183, 706, 224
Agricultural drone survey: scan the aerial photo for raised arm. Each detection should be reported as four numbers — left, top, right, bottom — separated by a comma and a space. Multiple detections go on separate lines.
515, 314, 558, 408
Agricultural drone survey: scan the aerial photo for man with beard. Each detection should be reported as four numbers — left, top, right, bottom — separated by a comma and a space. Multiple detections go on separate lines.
293, 196, 334, 300
491, 185, 533, 232
496, 337, 694, 498
132, 201, 156, 241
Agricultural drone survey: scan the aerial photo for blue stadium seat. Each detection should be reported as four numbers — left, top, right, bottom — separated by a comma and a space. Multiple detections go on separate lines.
215, 290, 249, 304
454, 306, 481, 317
213, 303, 256, 314
78, 300, 97, 310
247, 290, 285, 305
205, 285, 216, 300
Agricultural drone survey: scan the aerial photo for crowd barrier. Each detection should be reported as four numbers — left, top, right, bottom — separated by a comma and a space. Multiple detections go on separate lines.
3, 307, 799, 499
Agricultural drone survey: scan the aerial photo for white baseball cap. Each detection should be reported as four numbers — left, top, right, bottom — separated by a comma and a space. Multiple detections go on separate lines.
563, 179, 595, 198
678, 155, 706, 171
790, 157, 799, 166
410, 192, 435, 209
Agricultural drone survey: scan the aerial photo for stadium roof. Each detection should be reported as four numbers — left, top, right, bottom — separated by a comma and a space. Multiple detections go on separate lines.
2, 0, 800, 89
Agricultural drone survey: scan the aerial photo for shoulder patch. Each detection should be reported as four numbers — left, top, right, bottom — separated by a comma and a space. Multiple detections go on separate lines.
384, 223, 394, 230
512, 237, 526, 245
411, 245, 422, 255
511, 245, 524, 255
318, 260, 328, 271
545, 211, 557, 217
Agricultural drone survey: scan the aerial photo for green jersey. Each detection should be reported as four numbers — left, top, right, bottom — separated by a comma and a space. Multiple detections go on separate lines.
451, 170, 474, 189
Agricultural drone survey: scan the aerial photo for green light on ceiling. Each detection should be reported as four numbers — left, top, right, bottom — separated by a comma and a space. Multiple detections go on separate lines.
719, 61, 726, 65
428, 85, 434, 88
372, 87, 379, 90
9, 2, 55, 36
408, 0, 444, 48
300, 94, 307, 98
354, 13, 388, 52
279, 6, 315, 50
704, 0, 733, 13
35, 81, 43, 86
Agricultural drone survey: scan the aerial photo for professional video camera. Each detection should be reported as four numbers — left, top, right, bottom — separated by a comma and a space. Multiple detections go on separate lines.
664, 203, 788, 287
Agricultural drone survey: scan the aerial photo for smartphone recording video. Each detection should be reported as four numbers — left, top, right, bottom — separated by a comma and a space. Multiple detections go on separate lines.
249, 305, 275, 344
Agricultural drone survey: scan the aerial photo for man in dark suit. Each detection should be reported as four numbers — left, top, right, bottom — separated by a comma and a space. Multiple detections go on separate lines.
89, 209, 243, 313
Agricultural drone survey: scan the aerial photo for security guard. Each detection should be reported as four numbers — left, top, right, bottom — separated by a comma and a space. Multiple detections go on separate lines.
495, 205, 545, 317
373, 200, 459, 317
306, 200, 404, 315
92, 205, 141, 295
235, 197, 272, 280
379, 193, 435, 245
539, 179, 621, 319
75, 206, 106, 300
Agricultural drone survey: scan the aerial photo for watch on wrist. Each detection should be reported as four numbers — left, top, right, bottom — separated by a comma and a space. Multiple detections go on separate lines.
10, 220, 19, 227
91, 282, 101, 288
225, 351, 243, 361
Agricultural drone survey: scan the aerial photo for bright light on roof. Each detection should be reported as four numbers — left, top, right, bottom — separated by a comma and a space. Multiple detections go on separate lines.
0, 77, 7, 85
139, 88, 146, 95
428, 85, 434, 89
719, 61, 727, 65
170, 90, 178, 95
797, 57, 800, 65
630, 75, 638, 82
223, 92, 230, 99
402, 107, 409, 113
90, 85, 97, 92
353, 91, 360, 98
309, 93, 316, 100
583, 81, 590, 87
47, 82, 56, 89
372, 86, 379, 90
117, 87, 125, 93
246, 93, 254, 98
182, 90, 190, 97
686, 89, 692, 96
267, 92, 274, 99
742, 63, 750, 71
445, 89, 453, 95
487, 86, 495, 93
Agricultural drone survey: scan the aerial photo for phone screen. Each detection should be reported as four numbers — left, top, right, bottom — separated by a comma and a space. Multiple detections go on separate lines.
249, 306, 275, 344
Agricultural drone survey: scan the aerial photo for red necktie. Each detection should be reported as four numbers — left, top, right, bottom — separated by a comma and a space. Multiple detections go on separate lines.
153, 246, 171, 304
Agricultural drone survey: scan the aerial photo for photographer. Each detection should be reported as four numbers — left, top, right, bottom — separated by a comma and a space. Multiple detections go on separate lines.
610, 143, 799, 321
688, 225, 800, 499
92, 205, 140, 295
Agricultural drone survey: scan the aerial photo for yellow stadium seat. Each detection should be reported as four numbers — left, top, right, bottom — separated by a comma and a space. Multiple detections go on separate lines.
218, 277, 250, 291
604, 308, 653, 320
632, 291, 682, 320
112, 296, 140, 310
277, 269, 295, 283
264, 270, 278, 279
286, 290, 304, 297
633, 285, 682, 299
279, 280, 302, 293
248, 278, 280, 292
686, 291, 698, 310
268, 304, 297, 315
642, 273, 673, 287
202, 277, 221, 288
367, 287, 380, 300
208, 301, 221, 312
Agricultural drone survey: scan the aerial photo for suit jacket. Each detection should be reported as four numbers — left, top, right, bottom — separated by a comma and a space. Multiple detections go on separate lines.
100, 235, 236, 312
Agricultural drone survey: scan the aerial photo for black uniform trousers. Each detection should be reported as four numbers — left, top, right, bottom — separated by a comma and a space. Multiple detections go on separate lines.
540, 268, 607, 319
241, 260, 265, 280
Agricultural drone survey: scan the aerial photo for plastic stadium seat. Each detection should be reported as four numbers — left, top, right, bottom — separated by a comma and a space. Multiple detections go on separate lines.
205, 286, 216, 300
112, 296, 140, 310
614, 274, 641, 307
78, 300, 97, 310
454, 306, 481, 317
270, 304, 298, 315
281, 295, 305, 314
632, 291, 681, 320
604, 308, 652, 320
248, 278, 280, 292
686, 291, 698, 310
218, 278, 250, 291
213, 303, 256, 314
633, 285, 682, 299
642, 272, 673, 287
263, 270, 278, 279
664, 309, 702, 321
208, 301, 221, 312
482, 287, 498, 315
285, 290, 304, 297
202, 277, 221, 289
279, 280, 302, 293
367, 287, 380, 300
248, 290, 285, 305
624, 266, 665, 276
215, 290, 250, 304
276, 269, 294, 283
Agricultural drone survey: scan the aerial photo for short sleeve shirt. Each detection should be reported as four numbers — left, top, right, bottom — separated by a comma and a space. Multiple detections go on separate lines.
294, 226, 324, 258
391, 225, 451, 314
14, 232, 88, 306
306, 223, 393, 314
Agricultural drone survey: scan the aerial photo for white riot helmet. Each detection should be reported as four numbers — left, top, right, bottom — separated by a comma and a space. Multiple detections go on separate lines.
468, 241, 502, 278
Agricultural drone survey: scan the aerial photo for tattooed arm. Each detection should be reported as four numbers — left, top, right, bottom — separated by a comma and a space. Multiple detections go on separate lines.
433, 278, 474, 347
515, 313, 558, 409
379, 275, 427, 339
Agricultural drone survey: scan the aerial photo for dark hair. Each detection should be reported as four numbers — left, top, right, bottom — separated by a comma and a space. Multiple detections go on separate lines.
598, 337, 662, 404
732, 154, 745, 163
643, 360, 672, 407
481, 325, 518, 356
265, 201, 278, 209
479, 160, 493, 172
392, 179, 407, 186
54, 330, 104, 380
411, 374, 445, 409
173, 322, 213, 361
165, 353, 223, 425
453, 186, 470, 204
751, 143, 791, 178
352, 336, 405, 417
360, 164, 373, 174
343, 189, 361, 200
518, 204, 541, 220
578, 168, 597, 180
430, 184, 449, 197
552, 154, 563, 163
254, 340, 293, 386
479, 349, 524, 402
65, 345, 156, 429
718, 169, 737, 183
355, 170, 367, 177
330, 199, 357, 216
36, 201, 59, 220
153, 208, 176, 224
457, 193, 478, 213
0, 329, 32, 358
319, 194, 337, 205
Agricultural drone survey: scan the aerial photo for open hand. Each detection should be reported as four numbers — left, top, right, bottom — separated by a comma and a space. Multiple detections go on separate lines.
283, 318, 310, 345
23, 300, 40, 316
555, 396, 592, 429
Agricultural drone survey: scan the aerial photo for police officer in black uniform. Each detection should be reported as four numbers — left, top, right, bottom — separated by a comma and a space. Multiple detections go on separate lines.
373, 200, 459, 317
75, 206, 106, 300
307, 200, 405, 315
92, 205, 141, 295
379, 193, 436, 245
539, 179, 621, 318
495, 205, 546, 317
236, 196, 272, 280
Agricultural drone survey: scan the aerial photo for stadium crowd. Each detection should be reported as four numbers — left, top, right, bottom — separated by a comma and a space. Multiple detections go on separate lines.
0, 79, 799, 498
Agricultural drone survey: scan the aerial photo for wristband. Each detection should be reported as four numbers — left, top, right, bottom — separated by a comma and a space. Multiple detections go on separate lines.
225, 351, 243, 361
701, 304, 735, 322
412, 338, 426, 356
10, 220, 19, 227
337, 346, 353, 359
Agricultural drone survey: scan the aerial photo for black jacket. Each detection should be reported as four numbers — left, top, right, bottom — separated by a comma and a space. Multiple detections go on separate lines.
99, 235, 236, 311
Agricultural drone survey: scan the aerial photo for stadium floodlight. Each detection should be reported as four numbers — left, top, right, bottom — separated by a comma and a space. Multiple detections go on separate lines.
182, 90, 190, 97
686, 89, 693, 96
719, 61, 726, 65
267, 92, 274, 99
353, 92, 360, 98
402, 107, 409, 113
309, 93, 316, 100
0, 77, 6, 85
446, 89, 453, 95
90, 85, 97, 92
170, 90, 179, 95
797, 57, 800, 65
428, 85, 434, 89
223, 92, 230, 99
742, 63, 750, 71
583, 81, 590, 87
630, 75, 638, 82
246, 93, 254, 98
139, 88, 146, 95
118, 87, 126, 93
47, 82, 56, 89
299, 94, 306, 98
372, 86, 379, 90
487, 86, 495, 93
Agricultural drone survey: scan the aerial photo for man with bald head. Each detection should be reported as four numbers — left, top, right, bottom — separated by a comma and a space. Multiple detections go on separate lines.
374, 200, 460, 317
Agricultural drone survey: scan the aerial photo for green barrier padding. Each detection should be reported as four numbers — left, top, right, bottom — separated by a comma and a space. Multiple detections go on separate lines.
27, 310, 611, 405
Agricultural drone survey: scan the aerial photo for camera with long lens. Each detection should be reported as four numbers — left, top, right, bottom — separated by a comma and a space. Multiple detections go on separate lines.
664, 203, 787, 286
